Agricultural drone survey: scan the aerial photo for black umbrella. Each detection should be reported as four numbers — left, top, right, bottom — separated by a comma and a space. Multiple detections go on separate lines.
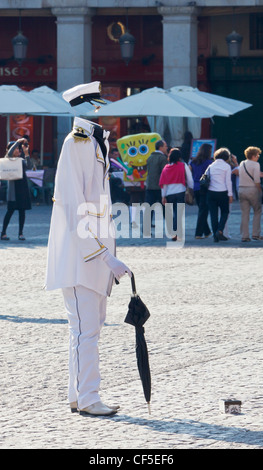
124, 272, 151, 413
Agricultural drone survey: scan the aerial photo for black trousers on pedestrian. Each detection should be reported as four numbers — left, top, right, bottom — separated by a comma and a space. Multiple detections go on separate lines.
145, 189, 164, 223
194, 189, 211, 237
207, 190, 229, 236
145, 189, 162, 205
166, 191, 185, 232
1, 208, 25, 236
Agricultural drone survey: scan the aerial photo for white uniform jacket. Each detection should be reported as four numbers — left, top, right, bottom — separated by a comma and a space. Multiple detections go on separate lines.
45, 117, 115, 297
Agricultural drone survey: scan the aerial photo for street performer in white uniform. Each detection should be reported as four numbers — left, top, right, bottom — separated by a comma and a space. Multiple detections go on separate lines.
45, 82, 131, 416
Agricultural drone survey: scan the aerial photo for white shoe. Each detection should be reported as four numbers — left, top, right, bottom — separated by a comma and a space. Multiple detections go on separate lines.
70, 401, 120, 413
79, 401, 118, 416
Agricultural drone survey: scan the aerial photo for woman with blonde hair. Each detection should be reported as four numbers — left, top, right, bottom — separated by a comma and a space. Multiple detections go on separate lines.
238, 146, 262, 242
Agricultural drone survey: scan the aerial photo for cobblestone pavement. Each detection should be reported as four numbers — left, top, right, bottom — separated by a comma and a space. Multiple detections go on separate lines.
0, 202, 263, 450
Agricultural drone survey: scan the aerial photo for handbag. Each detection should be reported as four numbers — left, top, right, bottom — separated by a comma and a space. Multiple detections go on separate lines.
184, 164, 194, 205
0, 156, 23, 181
185, 187, 194, 205
199, 167, 211, 191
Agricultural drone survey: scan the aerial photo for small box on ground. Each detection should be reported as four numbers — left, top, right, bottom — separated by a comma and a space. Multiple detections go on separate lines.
219, 399, 242, 414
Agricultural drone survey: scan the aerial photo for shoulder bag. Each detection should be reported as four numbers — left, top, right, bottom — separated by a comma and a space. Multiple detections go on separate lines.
199, 166, 211, 191
184, 164, 194, 205
0, 156, 23, 181
243, 162, 254, 182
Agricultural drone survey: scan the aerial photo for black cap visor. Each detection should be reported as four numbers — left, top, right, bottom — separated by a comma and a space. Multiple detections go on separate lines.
69, 92, 107, 107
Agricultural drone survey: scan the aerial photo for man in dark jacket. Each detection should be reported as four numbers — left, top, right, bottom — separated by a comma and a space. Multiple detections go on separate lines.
145, 139, 168, 207
144, 139, 168, 229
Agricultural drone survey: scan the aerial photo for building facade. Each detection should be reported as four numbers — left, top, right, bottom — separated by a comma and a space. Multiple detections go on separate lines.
0, 1, 263, 161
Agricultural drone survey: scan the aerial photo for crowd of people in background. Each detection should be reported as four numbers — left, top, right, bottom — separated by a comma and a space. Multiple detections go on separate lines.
189, 142, 263, 242
1, 131, 263, 244
109, 131, 263, 243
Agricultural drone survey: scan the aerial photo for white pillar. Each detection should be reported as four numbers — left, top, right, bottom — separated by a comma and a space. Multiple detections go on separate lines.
52, 7, 94, 91
158, 6, 200, 89
51, 7, 95, 154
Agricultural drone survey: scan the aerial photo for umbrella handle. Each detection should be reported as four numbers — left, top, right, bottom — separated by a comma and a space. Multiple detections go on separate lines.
131, 272, 137, 295
115, 272, 136, 293
115, 270, 135, 288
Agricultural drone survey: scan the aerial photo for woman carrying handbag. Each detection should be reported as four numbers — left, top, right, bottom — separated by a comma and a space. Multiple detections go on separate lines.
1, 138, 32, 241
159, 147, 193, 241
206, 147, 233, 243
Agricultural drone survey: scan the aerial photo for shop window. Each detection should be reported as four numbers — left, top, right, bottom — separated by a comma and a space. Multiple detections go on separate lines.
250, 13, 263, 50
142, 16, 162, 47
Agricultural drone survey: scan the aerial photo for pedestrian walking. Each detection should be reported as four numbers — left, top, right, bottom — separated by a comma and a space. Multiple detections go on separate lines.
205, 147, 233, 243
238, 146, 262, 242
1, 138, 32, 241
159, 147, 193, 241
144, 139, 168, 228
223, 154, 239, 239
45, 81, 132, 417
189, 143, 213, 239
180, 131, 193, 164
229, 153, 239, 201
145, 139, 167, 204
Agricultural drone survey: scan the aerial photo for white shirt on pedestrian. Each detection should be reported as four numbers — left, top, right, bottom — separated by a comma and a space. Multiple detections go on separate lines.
207, 159, 233, 196
161, 163, 194, 197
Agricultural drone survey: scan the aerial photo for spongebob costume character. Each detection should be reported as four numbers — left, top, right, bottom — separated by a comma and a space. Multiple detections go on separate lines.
45, 82, 131, 417
116, 132, 161, 184
116, 132, 161, 225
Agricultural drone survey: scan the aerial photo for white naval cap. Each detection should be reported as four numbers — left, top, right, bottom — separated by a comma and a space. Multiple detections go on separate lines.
62, 81, 107, 107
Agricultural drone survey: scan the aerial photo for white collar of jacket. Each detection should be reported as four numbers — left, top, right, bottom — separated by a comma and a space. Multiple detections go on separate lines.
212, 159, 229, 167
73, 117, 110, 179
73, 117, 110, 141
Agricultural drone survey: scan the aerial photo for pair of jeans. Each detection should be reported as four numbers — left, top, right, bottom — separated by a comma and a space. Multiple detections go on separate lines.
145, 189, 162, 206
207, 190, 229, 236
145, 189, 164, 224
166, 191, 185, 234
194, 189, 211, 237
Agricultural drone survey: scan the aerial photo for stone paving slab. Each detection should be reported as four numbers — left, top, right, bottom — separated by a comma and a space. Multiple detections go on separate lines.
0, 202, 263, 450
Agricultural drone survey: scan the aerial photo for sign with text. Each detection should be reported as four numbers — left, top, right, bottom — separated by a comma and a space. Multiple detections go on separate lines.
0, 63, 56, 84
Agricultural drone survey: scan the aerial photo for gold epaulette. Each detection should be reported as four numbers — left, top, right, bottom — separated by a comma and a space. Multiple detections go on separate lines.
71, 126, 91, 143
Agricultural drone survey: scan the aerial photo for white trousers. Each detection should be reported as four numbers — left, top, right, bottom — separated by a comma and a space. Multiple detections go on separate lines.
62, 285, 107, 410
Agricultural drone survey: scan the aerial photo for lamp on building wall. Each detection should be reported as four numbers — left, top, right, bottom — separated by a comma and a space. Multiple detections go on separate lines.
225, 8, 243, 64
12, 10, 28, 65
226, 30, 243, 63
119, 10, 135, 65
119, 32, 136, 65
